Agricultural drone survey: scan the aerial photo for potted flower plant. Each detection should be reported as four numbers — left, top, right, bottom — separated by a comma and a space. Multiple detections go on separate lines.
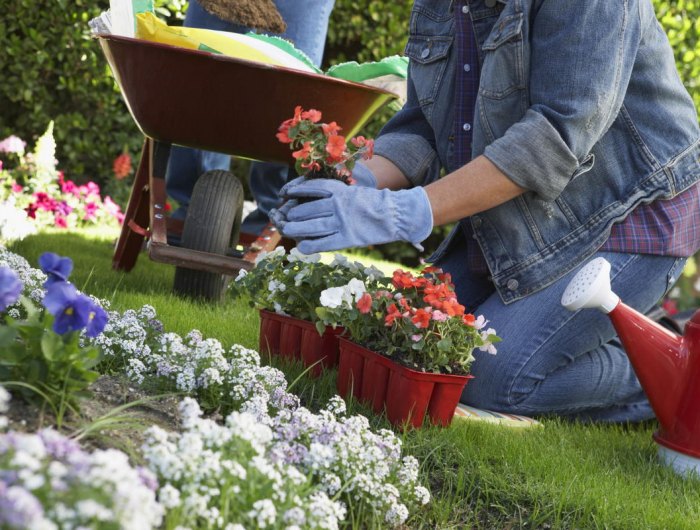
276, 106, 374, 184
231, 247, 387, 376
315, 266, 500, 428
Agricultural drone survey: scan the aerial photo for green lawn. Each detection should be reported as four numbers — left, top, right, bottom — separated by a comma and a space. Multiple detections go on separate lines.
9, 230, 700, 529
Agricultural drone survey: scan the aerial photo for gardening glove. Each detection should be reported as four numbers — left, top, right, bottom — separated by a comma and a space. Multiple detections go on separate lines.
270, 178, 433, 254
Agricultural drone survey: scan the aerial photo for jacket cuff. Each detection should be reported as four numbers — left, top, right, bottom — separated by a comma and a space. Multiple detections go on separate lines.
373, 132, 438, 187
483, 109, 580, 201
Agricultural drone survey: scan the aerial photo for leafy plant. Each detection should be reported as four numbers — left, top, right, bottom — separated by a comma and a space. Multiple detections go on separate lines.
316, 266, 500, 374
277, 106, 374, 183
0, 253, 108, 425
231, 247, 387, 323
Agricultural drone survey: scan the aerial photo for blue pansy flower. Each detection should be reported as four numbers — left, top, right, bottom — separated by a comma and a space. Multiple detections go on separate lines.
38, 252, 73, 286
42, 281, 92, 335
85, 301, 108, 338
0, 267, 23, 312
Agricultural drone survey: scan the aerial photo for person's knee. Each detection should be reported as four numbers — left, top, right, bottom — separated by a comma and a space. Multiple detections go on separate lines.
460, 353, 528, 410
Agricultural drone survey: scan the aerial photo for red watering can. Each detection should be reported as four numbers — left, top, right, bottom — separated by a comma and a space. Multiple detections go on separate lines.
561, 257, 700, 477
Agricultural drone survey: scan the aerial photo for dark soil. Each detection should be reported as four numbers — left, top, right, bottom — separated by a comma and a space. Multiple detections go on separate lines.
5, 376, 182, 459
198, 0, 286, 33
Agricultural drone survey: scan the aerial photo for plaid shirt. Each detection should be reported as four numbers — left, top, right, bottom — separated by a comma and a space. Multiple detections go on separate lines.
454, 1, 700, 274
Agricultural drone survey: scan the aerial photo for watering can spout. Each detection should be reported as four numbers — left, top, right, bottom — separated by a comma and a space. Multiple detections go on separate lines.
561, 258, 685, 433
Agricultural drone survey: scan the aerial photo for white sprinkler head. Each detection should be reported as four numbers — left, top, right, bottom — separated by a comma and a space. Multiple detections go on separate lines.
561, 257, 620, 314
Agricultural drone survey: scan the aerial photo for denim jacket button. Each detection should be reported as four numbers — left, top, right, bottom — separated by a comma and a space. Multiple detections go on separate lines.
506, 278, 519, 291
421, 47, 430, 59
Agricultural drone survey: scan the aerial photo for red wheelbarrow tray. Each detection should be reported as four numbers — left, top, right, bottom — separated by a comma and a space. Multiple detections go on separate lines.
98, 34, 396, 276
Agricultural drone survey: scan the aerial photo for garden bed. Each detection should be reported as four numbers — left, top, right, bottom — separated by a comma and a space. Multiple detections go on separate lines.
5, 230, 700, 529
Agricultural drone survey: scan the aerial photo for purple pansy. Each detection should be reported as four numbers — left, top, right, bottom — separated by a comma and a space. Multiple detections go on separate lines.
42, 281, 92, 335
85, 301, 108, 338
38, 252, 73, 286
0, 267, 22, 312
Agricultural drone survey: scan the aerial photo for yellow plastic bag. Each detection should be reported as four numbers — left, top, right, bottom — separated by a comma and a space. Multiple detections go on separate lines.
134, 12, 316, 73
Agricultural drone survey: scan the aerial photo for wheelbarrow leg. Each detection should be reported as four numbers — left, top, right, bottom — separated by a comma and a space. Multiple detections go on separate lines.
112, 138, 152, 271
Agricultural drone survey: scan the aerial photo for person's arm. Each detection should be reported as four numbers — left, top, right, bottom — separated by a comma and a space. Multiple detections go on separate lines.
425, 155, 524, 226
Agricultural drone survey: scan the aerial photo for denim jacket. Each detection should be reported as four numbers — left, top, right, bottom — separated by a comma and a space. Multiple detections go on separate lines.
373, 0, 700, 303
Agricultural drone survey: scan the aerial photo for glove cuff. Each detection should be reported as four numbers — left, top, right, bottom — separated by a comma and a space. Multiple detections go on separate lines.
349, 162, 377, 188
394, 187, 433, 246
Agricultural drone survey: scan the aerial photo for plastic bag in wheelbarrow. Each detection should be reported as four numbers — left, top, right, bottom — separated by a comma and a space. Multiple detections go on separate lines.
135, 12, 318, 73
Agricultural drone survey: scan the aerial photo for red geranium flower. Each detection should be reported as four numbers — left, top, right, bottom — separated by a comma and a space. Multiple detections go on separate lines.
322, 121, 342, 136
325, 135, 347, 161
357, 292, 372, 314
292, 141, 313, 161
301, 108, 322, 123
411, 308, 431, 329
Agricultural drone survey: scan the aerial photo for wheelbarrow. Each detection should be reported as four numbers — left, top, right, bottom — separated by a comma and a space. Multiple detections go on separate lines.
97, 34, 396, 301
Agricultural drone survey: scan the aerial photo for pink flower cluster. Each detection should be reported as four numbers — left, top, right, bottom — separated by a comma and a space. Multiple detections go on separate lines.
19, 173, 124, 227
0, 132, 124, 230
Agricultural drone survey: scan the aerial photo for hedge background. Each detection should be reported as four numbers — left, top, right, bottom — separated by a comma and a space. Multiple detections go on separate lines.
0, 0, 698, 261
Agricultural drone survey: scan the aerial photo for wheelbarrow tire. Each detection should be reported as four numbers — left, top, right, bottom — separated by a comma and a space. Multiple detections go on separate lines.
173, 170, 243, 302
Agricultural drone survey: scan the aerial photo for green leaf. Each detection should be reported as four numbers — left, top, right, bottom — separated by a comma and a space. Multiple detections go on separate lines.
40, 331, 62, 361
437, 338, 453, 352
0, 325, 19, 347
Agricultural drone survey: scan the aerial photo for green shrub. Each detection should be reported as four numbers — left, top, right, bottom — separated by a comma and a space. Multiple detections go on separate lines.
0, 1, 187, 193
0, 1, 136, 188
653, 0, 700, 117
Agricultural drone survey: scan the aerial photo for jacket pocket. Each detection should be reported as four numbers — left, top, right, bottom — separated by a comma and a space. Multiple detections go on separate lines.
405, 34, 454, 105
479, 12, 525, 99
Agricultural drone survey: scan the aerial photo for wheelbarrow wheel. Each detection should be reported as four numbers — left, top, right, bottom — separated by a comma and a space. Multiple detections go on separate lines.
173, 170, 243, 302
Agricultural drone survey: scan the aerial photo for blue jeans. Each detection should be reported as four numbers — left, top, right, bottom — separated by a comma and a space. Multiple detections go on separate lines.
437, 232, 687, 422
165, 0, 335, 233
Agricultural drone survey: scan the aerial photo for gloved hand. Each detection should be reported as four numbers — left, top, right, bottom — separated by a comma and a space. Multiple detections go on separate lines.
269, 178, 433, 254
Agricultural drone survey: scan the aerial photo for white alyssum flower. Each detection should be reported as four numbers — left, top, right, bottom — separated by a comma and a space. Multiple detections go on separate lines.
0, 429, 163, 530
248, 499, 277, 528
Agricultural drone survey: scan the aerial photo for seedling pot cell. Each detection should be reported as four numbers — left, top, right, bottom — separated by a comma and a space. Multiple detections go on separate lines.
337, 338, 471, 428
300, 324, 344, 377
259, 310, 342, 375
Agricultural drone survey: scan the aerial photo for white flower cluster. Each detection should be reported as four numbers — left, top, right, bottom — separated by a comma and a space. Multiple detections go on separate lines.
88, 305, 300, 415
142, 398, 345, 529
0, 428, 163, 530
0, 245, 47, 306
319, 278, 367, 309
0, 201, 37, 244
268, 396, 431, 527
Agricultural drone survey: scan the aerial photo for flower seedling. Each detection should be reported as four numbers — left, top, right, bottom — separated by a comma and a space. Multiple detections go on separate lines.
276, 106, 374, 184
317, 266, 500, 374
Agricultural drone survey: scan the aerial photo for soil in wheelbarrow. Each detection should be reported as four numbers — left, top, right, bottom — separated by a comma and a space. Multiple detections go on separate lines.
198, 0, 286, 33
